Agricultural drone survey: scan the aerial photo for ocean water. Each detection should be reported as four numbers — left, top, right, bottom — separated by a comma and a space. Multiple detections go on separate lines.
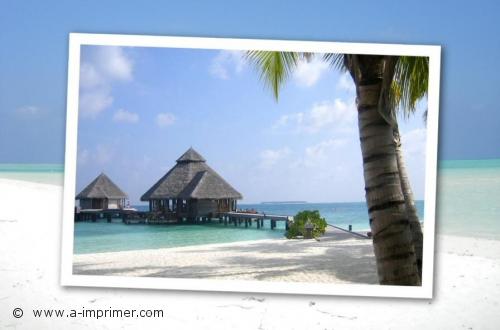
132, 201, 421, 233
437, 159, 500, 239
73, 201, 423, 254
74, 221, 286, 254
1, 160, 499, 253
0, 164, 64, 185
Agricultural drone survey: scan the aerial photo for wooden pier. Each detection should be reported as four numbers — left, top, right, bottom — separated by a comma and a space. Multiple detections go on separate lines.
75, 209, 144, 223
75, 209, 293, 230
218, 212, 293, 230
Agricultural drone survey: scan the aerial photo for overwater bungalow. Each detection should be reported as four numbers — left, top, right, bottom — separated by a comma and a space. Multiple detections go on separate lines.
76, 173, 128, 210
141, 147, 242, 220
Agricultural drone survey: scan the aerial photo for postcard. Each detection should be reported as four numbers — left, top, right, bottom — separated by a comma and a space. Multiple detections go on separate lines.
61, 33, 440, 298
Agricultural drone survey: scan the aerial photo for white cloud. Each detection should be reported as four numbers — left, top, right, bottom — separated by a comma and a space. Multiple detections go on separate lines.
80, 63, 103, 89
290, 138, 348, 169
293, 56, 329, 87
79, 46, 133, 118
77, 145, 114, 166
80, 47, 133, 88
156, 112, 176, 128
98, 47, 133, 81
402, 128, 427, 158
308, 99, 354, 132
305, 138, 347, 160
259, 147, 291, 169
336, 72, 355, 92
113, 109, 139, 123
246, 138, 365, 202
79, 88, 113, 119
77, 148, 90, 165
273, 112, 303, 128
274, 98, 356, 134
15, 105, 40, 116
209, 50, 246, 80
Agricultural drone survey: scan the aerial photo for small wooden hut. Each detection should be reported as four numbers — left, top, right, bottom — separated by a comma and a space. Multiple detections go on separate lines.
141, 147, 242, 219
76, 173, 128, 210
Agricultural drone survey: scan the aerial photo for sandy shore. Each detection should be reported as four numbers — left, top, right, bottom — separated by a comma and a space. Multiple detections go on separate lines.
1, 177, 500, 329
73, 227, 378, 284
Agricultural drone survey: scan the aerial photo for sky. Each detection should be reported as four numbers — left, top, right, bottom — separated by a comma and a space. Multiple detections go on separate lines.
75, 45, 427, 204
1, 0, 500, 165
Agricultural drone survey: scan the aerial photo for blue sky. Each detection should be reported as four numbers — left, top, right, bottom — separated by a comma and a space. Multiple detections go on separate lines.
1, 0, 499, 165
75, 45, 427, 204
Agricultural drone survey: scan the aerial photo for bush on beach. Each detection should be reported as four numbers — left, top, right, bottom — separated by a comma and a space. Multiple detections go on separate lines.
286, 210, 327, 239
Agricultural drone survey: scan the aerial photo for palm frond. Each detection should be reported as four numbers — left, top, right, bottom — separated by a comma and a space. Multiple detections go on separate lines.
323, 53, 347, 72
245, 51, 301, 100
391, 56, 429, 119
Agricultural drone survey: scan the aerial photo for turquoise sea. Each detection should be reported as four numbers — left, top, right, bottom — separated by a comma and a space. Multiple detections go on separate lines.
72, 201, 423, 254
1, 159, 499, 253
437, 159, 500, 239
0, 164, 64, 185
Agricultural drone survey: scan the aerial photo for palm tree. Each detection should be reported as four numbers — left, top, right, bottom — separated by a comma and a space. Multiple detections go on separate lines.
390, 56, 428, 278
246, 51, 428, 285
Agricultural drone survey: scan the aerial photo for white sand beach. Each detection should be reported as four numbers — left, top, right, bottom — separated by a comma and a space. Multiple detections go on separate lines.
73, 227, 378, 284
1, 178, 500, 329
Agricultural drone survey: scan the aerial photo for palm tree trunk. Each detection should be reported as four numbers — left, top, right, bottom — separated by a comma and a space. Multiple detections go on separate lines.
393, 126, 424, 278
349, 55, 421, 285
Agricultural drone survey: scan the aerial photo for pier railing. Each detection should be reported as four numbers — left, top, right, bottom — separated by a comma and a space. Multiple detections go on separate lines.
218, 212, 293, 230
327, 223, 370, 239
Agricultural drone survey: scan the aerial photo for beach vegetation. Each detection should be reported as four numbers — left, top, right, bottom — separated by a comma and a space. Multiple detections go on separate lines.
286, 210, 327, 239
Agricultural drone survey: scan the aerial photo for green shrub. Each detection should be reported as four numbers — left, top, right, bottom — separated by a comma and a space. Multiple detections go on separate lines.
285, 210, 327, 239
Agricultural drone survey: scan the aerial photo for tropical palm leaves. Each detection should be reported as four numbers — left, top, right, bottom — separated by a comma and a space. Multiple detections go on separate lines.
392, 56, 429, 119
245, 51, 301, 100
246, 51, 429, 123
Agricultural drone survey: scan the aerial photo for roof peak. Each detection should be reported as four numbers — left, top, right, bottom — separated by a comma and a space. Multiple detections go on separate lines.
176, 147, 206, 163
76, 172, 128, 199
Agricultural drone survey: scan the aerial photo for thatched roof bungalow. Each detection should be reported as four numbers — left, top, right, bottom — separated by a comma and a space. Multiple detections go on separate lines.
76, 173, 128, 210
141, 147, 242, 219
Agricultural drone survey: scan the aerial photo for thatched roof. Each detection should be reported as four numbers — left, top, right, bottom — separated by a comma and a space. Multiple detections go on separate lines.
176, 147, 206, 162
141, 147, 243, 201
76, 173, 128, 199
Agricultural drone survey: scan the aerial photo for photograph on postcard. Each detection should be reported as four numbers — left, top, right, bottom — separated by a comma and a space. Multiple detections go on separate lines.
61, 34, 440, 297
